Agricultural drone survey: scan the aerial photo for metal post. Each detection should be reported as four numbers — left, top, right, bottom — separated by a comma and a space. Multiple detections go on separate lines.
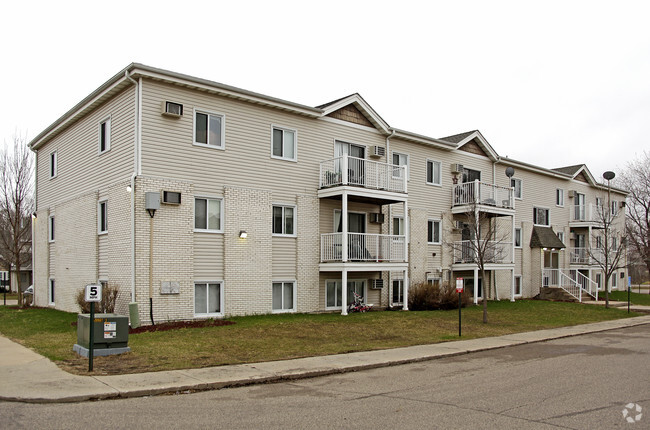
458, 291, 462, 337
89, 301, 95, 372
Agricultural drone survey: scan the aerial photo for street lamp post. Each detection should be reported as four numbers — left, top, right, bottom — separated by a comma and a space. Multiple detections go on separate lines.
603, 171, 615, 308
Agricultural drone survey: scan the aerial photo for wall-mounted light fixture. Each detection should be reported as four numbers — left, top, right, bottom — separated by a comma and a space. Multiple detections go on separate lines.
32, 212, 37, 219
239, 230, 248, 239
126, 185, 132, 192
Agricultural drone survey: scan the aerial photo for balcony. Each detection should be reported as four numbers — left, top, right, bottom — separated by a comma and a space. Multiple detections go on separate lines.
452, 240, 513, 265
570, 204, 606, 225
319, 156, 407, 194
569, 247, 592, 265
320, 232, 406, 263
451, 181, 514, 215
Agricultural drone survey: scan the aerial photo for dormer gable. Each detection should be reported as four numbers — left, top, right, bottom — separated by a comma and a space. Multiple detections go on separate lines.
317, 93, 390, 134
441, 130, 499, 161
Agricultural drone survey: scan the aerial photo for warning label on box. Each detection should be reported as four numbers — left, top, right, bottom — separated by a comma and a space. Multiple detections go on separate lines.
104, 322, 116, 331
104, 331, 116, 339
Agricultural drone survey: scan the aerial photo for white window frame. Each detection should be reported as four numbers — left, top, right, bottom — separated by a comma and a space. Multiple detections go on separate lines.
612, 273, 617, 288
426, 159, 442, 186
426, 274, 441, 287
193, 108, 225, 149
271, 125, 297, 162
50, 151, 57, 179
392, 216, 404, 236
272, 204, 296, 237
392, 278, 404, 305
392, 151, 409, 180
272, 280, 296, 313
194, 197, 224, 233
611, 200, 618, 216
48, 215, 55, 242
511, 178, 522, 200
48, 278, 55, 305
514, 275, 522, 297
557, 231, 564, 244
193, 280, 224, 317
556, 188, 564, 207
533, 207, 550, 226
98, 200, 108, 235
98, 116, 111, 154
325, 279, 366, 310
427, 219, 442, 244
514, 227, 522, 248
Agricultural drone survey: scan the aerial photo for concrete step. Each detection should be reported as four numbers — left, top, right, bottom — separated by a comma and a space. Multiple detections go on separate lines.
539, 287, 579, 302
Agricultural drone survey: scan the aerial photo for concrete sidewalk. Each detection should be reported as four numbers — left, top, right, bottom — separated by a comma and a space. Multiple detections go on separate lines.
1, 315, 649, 404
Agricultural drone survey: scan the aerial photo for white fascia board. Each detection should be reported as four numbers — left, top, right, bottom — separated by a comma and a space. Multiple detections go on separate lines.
319, 94, 390, 134
455, 131, 499, 161
392, 129, 457, 150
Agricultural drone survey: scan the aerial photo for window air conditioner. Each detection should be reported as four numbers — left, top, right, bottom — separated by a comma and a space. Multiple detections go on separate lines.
451, 163, 464, 174
369, 213, 385, 224
162, 191, 181, 205
568, 190, 576, 199
162, 101, 183, 117
370, 146, 386, 158
369, 279, 384, 289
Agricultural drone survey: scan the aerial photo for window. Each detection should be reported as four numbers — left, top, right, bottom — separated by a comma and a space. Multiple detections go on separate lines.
511, 178, 522, 199
611, 201, 618, 216
596, 236, 602, 248
48, 216, 55, 242
557, 231, 564, 244
194, 110, 224, 148
272, 281, 295, 312
99, 117, 111, 153
533, 207, 550, 226
514, 276, 522, 296
556, 189, 564, 207
98, 200, 108, 234
612, 237, 618, 249
596, 197, 603, 209
194, 282, 222, 316
596, 273, 602, 289
326, 280, 365, 308
426, 160, 442, 186
427, 220, 441, 244
393, 217, 404, 236
48, 279, 55, 305
271, 126, 296, 161
427, 275, 441, 287
392, 152, 409, 179
515, 228, 522, 248
272, 205, 295, 236
392, 279, 404, 304
194, 198, 223, 232
612, 273, 618, 288
50, 151, 57, 178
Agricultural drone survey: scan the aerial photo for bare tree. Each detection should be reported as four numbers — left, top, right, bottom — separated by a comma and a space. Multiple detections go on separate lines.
0, 135, 34, 307
618, 151, 650, 280
588, 194, 626, 308
448, 204, 511, 323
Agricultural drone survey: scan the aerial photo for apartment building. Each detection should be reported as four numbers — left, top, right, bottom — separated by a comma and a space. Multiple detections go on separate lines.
29, 64, 627, 321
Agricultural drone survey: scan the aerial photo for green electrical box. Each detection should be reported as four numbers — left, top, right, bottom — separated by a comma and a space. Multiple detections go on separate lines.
76, 313, 129, 351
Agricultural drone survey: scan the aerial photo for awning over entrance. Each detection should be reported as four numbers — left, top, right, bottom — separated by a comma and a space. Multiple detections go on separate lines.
530, 226, 566, 249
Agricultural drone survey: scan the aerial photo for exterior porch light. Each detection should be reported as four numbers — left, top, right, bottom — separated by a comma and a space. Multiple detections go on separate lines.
239, 230, 248, 239
126, 185, 132, 192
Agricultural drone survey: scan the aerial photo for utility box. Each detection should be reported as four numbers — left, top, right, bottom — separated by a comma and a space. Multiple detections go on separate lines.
73, 313, 130, 357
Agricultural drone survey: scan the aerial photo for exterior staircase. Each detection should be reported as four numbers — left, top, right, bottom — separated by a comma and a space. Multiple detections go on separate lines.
539, 287, 581, 302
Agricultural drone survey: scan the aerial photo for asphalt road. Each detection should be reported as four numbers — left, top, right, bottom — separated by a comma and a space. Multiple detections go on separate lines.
1, 325, 648, 429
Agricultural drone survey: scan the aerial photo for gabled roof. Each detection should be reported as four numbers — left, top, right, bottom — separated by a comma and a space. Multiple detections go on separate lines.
440, 130, 499, 161
551, 164, 583, 176
530, 226, 566, 249
318, 93, 391, 134
551, 164, 597, 186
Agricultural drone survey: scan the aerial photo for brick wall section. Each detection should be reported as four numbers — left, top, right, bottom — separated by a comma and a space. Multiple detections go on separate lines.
134, 176, 194, 323
54, 192, 99, 312
408, 208, 428, 284
224, 186, 272, 316
33, 208, 49, 307
296, 194, 320, 312
107, 180, 133, 315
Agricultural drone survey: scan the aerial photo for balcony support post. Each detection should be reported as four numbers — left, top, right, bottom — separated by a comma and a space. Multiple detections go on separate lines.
342, 155, 348, 185
341, 269, 348, 316
402, 268, 409, 311
473, 267, 479, 304
404, 200, 409, 263
511, 268, 515, 302
342, 191, 348, 263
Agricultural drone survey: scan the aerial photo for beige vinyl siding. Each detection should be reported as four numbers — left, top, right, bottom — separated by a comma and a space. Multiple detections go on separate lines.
272, 237, 296, 278
98, 234, 108, 279
36, 88, 135, 209
193, 233, 224, 279
139, 80, 386, 198
318, 200, 383, 235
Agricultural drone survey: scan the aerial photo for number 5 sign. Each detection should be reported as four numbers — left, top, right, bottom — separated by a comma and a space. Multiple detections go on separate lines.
85, 284, 102, 302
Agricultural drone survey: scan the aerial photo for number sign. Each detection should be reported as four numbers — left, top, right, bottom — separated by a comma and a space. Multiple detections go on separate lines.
85, 284, 102, 302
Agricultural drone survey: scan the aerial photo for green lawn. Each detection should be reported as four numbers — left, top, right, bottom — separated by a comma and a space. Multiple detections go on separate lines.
0, 300, 640, 375
600, 290, 650, 306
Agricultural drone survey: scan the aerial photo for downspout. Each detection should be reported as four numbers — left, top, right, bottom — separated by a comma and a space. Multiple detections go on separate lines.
33, 150, 37, 305
125, 71, 140, 306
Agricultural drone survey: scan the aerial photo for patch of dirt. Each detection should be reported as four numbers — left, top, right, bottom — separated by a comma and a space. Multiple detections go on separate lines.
129, 319, 235, 334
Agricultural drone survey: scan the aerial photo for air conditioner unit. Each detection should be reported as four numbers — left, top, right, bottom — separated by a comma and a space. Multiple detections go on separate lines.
568, 190, 576, 199
570, 232, 577, 240
619, 201, 626, 208
369, 146, 386, 158
369, 279, 384, 289
162, 191, 181, 205
161, 101, 183, 117
369, 213, 385, 224
451, 163, 464, 174
453, 221, 465, 230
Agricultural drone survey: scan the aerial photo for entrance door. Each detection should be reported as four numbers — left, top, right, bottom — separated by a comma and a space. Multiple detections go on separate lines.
335, 211, 366, 233
544, 250, 560, 286
466, 278, 483, 299
462, 168, 481, 183
335, 141, 366, 185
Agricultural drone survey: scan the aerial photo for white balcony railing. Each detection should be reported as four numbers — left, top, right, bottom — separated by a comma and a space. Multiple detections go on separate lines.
319, 155, 407, 193
569, 247, 591, 264
570, 204, 605, 223
453, 240, 513, 264
321, 232, 406, 263
543, 268, 582, 301
452, 180, 514, 210
572, 270, 598, 299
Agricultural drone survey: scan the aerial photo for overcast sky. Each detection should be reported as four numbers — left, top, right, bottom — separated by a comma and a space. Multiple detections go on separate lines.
2, 0, 648, 180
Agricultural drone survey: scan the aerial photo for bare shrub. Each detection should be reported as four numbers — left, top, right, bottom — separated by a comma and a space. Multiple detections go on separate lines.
76, 284, 119, 313
408, 282, 471, 311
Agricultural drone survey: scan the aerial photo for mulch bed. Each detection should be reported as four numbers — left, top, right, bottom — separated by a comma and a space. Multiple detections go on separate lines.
129, 319, 235, 334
